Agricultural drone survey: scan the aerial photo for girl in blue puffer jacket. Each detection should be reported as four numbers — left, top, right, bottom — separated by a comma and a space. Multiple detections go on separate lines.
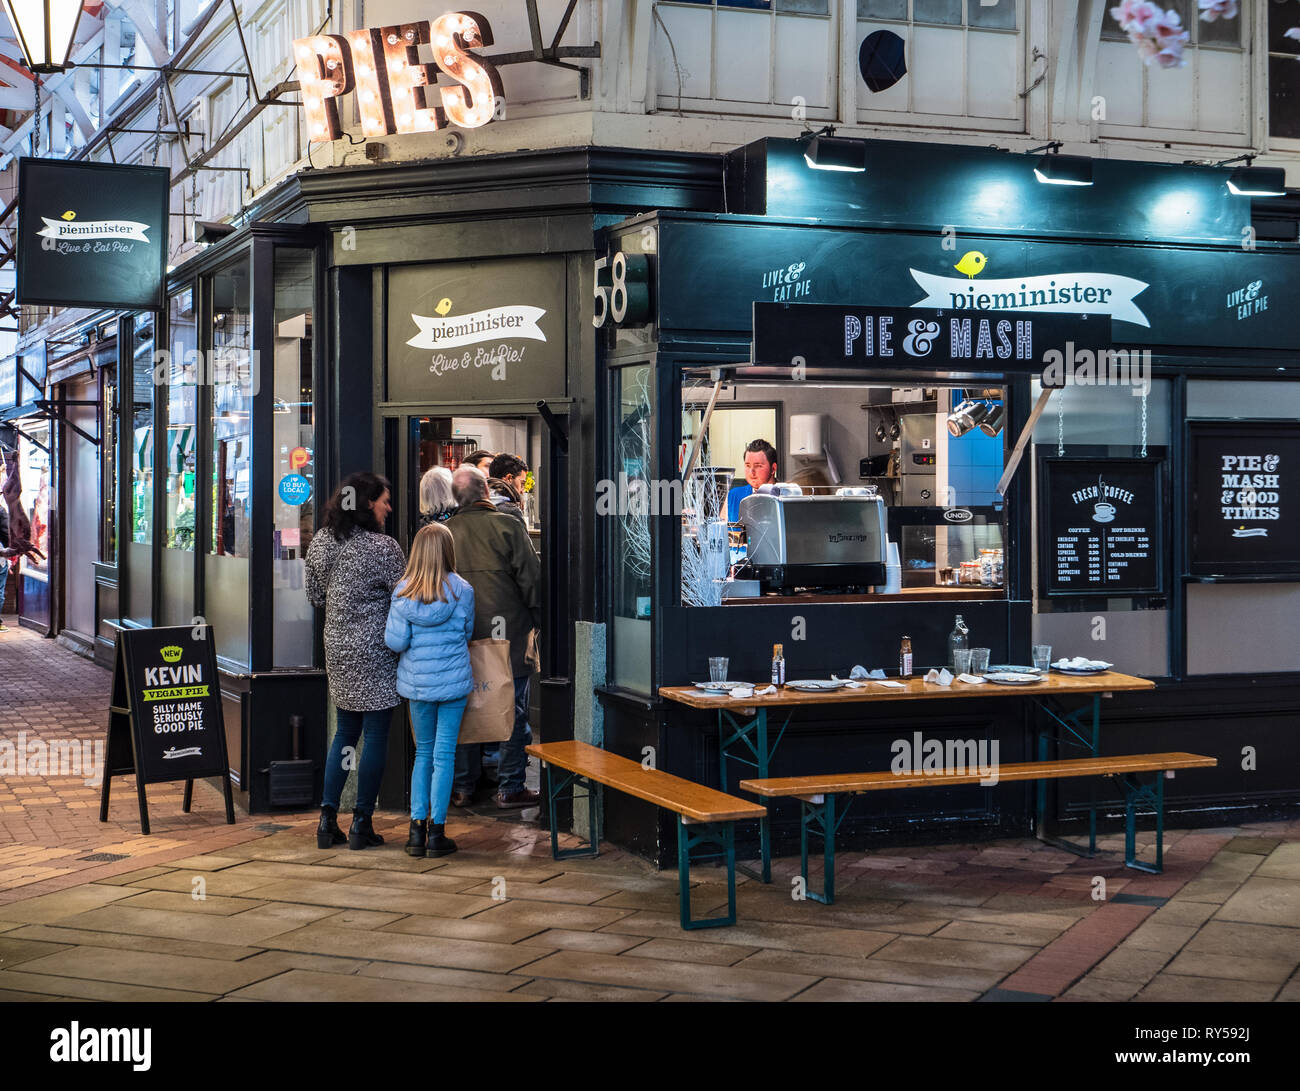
385, 522, 475, 858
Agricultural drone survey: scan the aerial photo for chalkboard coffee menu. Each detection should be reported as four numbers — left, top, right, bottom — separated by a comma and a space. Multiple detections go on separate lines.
1040, 458, 1164, 597
1190, 421, 1300, 576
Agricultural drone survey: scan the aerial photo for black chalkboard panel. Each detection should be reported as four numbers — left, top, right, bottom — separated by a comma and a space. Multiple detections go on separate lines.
99, 626, 234, 834
1189, 421, 1300, 576
1040, 458, 1164, 597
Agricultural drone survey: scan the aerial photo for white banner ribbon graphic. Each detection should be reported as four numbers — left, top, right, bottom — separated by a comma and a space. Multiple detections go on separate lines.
38, 217, 151, 242
407, 305, 547, 350
910, 269, 1151, 328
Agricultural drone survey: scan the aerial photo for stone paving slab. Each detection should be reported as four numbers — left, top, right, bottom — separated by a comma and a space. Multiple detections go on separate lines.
3, 629, 1300, 1003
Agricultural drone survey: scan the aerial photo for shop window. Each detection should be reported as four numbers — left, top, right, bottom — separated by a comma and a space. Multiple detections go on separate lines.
161, 288, 198, 626
1269, 4, 1300, 139
654, 0, 836, 120
1097, 0, 1247, 139
206, 257, 252, 666
857, 0, 1022, 128
18, 425, 51, 597
1187, 379, 1300, 421
272, 248, 316, 669
101, 370, 118, 565
1029, 379, 1171, 680
126, 314, 155, 626
610, 364, 654, 694
680, 379, 1008, 599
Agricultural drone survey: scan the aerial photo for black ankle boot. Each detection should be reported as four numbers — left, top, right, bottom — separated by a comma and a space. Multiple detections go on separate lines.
317, 805, 345, 849
348, 810, 384, 850
426, 822, 457, 858
405, 819, 428, 857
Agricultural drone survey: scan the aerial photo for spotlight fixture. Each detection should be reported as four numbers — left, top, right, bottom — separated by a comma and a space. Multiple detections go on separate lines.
1029, 141, 1093, 187
1217, 154, 1286, 197
978, 403, 1004, 437
802, 126, 866, 173
947, 400, 990, 437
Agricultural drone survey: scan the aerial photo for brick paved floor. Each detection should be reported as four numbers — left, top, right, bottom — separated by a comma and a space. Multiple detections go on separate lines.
1, 625, 1299, 1001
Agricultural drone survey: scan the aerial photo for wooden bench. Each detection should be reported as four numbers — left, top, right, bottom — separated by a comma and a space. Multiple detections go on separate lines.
526, 740, 767, 930
741, 751, 1217, 904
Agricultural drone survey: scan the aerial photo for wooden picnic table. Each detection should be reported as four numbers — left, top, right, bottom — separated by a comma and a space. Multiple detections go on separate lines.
659, 670, 1158, 881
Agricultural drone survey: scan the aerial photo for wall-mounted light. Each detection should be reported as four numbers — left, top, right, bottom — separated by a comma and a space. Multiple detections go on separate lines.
2, 0, 84, 74
978, 403, 1004, 437
801, 126, 866, 173
1029, 141, 1093, 187
947, 399, 990, 437
1216, 154, 1286, 197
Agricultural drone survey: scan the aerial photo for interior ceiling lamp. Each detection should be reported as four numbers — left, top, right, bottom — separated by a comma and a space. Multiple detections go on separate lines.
1, 0, 84, 74
802, 126, 866, 173
1029, 141, 1093, 187
1218, 154, 1286, 197
947, 399, 990, 437
977, 403, 1004, 437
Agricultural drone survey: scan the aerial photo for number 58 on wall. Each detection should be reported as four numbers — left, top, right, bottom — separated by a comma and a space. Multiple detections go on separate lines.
593, 251, 651, 328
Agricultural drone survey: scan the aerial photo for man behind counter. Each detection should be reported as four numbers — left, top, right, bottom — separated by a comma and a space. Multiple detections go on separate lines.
726, 438, 779, 522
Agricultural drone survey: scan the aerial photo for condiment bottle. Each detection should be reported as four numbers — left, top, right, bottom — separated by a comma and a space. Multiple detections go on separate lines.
900, 636, 913, 679
771, 643, 785, 686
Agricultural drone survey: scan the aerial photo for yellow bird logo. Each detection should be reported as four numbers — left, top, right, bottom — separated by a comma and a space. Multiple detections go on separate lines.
61, 210, 77, 221
954, 251, 987, 279
434, 297, 453, 316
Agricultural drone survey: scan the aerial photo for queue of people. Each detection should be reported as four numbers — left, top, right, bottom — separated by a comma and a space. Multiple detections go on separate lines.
305, 449, 539, 857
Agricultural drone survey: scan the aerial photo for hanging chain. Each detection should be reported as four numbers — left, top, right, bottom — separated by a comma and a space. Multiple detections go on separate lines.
1057, 386, 1065, 457
32, 79, 39, 157
1140, 390, 1148, 459
151, 87, 165, 166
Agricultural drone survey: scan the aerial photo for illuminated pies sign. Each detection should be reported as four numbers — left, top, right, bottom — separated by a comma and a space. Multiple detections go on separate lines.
293, 11, 502, 142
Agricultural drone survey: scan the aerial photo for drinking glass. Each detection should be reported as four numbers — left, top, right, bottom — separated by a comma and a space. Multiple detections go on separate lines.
953, 648, 972, 675
709, 657, 729, 683
1032, 645, 1052, 673
970, 648, 990, 675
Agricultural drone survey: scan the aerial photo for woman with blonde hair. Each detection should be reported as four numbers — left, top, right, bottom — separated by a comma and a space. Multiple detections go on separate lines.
384, 522, 476, 857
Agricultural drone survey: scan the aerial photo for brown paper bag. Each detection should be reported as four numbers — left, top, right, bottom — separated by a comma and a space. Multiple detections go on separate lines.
457, 638, 515, 744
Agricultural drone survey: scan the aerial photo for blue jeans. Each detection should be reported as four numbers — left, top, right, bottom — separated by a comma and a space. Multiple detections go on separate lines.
321, 707, 393, 816
0, 561, 7, 615
454, 676, 532, 796
409, 697, 467, 824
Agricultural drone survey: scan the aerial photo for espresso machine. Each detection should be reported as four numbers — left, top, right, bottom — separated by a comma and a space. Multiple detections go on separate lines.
735, 492, 889, 593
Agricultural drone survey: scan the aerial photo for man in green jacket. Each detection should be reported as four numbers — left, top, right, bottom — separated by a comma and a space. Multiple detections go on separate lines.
448, 466, 542, 808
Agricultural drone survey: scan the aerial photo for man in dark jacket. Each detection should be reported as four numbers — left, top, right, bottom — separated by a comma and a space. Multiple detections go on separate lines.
487, 453, 528, 528
448, 466, 542, 808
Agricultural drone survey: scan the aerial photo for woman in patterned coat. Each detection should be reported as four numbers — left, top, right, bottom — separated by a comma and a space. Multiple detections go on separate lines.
305, 472, 405, 850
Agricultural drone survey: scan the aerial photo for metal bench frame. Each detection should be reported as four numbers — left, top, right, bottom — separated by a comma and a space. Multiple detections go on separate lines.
542, 763, 741, 930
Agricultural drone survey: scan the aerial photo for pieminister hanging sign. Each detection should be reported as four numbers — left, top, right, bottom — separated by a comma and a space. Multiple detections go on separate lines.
17, 159, 169, 310
1039, 458, 1164, 597
100, 626, 234, 834
1189, 421, 1300, 576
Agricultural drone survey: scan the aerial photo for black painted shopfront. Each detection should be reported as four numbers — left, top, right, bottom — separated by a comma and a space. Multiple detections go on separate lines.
61, 136, 1300, 852
595, 138, 1300, 869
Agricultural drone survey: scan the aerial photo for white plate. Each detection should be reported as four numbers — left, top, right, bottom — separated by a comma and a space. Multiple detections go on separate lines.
785, 679, 849, 691
693, 681, 748, 691
1051, 659, 1113, 674
984, 671, 1044, 685
987, 664, 1041, 675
